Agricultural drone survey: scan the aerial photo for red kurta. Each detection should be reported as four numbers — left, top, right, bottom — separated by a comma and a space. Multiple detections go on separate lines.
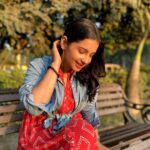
17, 68, 98, 150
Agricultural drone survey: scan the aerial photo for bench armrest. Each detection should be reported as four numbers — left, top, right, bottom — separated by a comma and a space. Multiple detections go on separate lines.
124, 100, 150, 124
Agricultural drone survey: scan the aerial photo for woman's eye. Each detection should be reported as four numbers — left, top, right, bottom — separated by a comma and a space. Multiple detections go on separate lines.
78, 49, 86, 54
79, 50, 85, 54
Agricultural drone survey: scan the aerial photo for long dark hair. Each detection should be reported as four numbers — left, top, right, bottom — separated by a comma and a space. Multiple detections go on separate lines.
64, 18, 106, 102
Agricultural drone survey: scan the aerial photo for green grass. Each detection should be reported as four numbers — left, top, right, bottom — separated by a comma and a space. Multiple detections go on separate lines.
100, 113, 124, 129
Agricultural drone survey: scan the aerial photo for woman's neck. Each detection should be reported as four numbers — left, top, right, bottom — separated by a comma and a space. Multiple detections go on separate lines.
60, 61, 72, 73
59, 64, 74, 87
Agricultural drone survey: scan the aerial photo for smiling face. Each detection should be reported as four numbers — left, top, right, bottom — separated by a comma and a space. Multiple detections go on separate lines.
61, 38, 99, 72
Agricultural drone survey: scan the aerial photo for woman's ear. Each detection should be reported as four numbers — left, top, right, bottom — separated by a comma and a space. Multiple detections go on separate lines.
60, 36, 68, 51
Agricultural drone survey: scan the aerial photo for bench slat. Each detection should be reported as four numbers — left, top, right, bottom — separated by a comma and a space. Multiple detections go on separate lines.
100, 84, 122, 92
101, 124, 150, 146
97, 93, 124, 101
0, 103, 25, 113
100, 123, 136, 134
124, 134, 150, 150
100, 87, 122, 92
0, 94, 19, 102
102, 126, 150, 146
101, 124, 145, 140
97, 106, 126, 116
0, 113, 23, 124
111, 133, 150, 150
0, 89, 18, 94
97, 99, 124, 108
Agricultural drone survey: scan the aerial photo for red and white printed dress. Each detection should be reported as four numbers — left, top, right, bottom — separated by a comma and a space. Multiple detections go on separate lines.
17, 68, 99, 150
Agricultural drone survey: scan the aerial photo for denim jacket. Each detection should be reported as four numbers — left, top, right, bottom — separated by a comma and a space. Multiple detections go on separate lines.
19, 55, 100, 132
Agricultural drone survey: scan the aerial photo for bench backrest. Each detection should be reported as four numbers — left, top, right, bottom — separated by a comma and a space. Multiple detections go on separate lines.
0, 83, 126, 135
0, 89, 24, 135
97, 83, 126, 116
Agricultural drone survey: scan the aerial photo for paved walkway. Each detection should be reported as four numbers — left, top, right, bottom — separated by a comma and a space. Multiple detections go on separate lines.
0, 133, 18, 150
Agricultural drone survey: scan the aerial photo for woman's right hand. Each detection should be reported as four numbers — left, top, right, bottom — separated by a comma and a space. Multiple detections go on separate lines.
51, 40, 62, 67
97, 142, 110, 150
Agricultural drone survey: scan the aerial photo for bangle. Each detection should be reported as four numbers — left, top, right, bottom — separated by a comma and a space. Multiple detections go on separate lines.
47, 66, 59, 77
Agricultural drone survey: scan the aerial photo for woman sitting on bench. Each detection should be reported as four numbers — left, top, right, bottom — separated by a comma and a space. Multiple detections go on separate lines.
17, 18, 109, 150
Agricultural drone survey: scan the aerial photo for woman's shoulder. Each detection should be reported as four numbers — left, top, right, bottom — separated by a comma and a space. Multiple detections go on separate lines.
29, 55, 53, 68
26, 55, 53, 75
42, 55, 53, 65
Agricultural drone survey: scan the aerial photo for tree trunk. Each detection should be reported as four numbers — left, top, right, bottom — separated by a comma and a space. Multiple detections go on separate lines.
126, 32, 148, 116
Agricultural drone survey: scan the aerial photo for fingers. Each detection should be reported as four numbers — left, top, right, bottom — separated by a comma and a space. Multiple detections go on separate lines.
51, 40, 60, 56
53, 40, 60, 50
52, 40, 62, 56
51, 40, 62, 65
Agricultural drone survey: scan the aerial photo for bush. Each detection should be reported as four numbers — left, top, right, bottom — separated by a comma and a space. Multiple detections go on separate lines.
99, 70, 128, 90
0, 69, 25, 89
140, 65, 150, 103
99, 67, 150, 102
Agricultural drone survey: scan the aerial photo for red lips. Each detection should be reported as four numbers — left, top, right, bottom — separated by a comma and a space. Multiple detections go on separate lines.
76, 62, 84, 68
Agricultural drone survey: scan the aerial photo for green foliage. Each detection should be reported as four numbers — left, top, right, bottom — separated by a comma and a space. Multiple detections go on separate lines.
0, 69, 25, 89
99, 70, 128, 90
99, 67, 150, 102
0, 0, 149, 101
100, 113, 124, 128
0, 0, 149, 58
0, 1, 53, 57
140, 65, 150, 102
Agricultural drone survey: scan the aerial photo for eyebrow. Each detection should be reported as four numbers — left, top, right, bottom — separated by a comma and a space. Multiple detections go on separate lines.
78, 46, 96, 55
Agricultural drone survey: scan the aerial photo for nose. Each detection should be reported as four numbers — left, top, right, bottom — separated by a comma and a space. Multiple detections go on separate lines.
81, 55, 91, 65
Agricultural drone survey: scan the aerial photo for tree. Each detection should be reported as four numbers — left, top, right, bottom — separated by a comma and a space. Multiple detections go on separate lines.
0, 1, 52, 67
0, 0, 87, 66
94, 0, 150, 115
123, 0, 150, 115
0, 0, 150, 107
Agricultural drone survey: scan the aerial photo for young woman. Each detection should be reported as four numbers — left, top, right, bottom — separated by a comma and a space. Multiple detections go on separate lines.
17, 18, 109, 150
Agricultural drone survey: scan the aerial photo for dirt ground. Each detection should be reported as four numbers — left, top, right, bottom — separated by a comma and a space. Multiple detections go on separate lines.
0, 133, 18, 150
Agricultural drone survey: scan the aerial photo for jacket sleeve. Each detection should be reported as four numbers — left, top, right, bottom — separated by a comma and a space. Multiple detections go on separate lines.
19, 58, 56, 116
80, 87, 100, 129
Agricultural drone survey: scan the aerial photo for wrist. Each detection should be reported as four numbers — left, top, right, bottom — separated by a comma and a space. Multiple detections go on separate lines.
47, 65, 59, 77
47, 62, 61, 77
50, 62, 60, 71
51, 61, 61, 70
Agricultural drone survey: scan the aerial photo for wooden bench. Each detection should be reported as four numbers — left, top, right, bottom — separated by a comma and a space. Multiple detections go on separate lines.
0, 83, 150, 149
0, 89, 24, 135
97, 83, 150, 149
